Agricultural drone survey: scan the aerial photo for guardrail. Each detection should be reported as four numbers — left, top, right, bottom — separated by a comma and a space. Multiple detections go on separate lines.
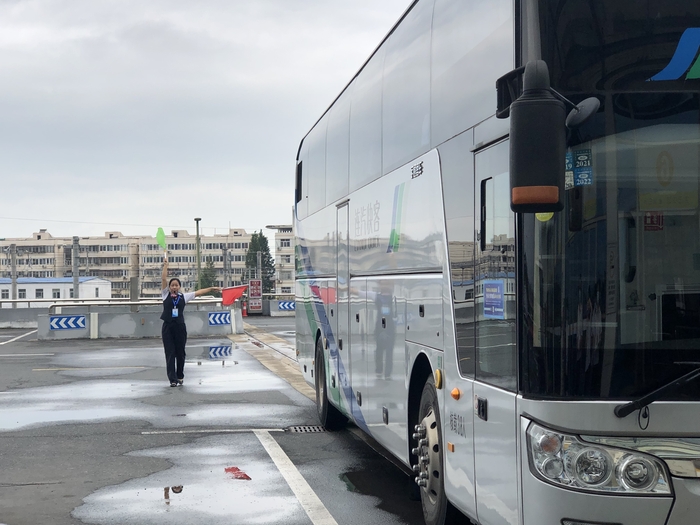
0, 294, 295, 334
44, 297, 222, 314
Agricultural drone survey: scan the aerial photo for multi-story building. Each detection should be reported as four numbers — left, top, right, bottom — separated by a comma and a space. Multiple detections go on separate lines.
139, 228, 253, 298
0, 228, 257, 299
266, 224, 294, 295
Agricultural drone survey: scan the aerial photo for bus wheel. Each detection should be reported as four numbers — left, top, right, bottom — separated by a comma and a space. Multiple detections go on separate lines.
314, 337, 346, 430
413, 376, 460, 525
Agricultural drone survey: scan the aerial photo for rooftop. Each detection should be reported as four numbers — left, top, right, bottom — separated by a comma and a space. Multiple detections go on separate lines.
0, 277, 104, 285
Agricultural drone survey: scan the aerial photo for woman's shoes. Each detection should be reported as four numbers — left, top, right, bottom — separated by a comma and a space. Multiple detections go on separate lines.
177, 379, 183, 386
170, 382, 178, 387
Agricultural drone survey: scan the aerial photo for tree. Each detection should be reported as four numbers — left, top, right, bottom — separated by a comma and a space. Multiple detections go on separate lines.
245, 230, 275, 293
198, 257, 219, 295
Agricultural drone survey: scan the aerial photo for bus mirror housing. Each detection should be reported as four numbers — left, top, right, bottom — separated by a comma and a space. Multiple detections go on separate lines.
508, 61, 566, 213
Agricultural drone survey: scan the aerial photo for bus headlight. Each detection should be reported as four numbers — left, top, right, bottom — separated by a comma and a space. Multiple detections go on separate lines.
617, 455, 660, 491
572, 447, 613, 487
527, 423, 671, 495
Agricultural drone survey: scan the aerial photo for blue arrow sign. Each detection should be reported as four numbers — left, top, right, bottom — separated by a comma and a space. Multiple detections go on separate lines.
209, 346, 233, 359
50, 315, 86, 330
278, 301, 296, 311
208, 312, 231, 326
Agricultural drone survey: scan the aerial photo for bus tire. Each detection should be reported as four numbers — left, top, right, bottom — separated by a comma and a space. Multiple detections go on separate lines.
315, 337, 346, 430
415, 376, 463, 525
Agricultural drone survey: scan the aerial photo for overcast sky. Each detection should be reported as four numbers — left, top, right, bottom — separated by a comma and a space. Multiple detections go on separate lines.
0, 0, 411, 241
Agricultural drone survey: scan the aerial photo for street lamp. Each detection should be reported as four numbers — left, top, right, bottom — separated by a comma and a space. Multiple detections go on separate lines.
194, 218, 201, 288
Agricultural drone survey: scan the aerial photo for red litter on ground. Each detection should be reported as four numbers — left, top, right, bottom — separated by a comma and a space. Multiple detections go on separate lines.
225, 466, 251, 480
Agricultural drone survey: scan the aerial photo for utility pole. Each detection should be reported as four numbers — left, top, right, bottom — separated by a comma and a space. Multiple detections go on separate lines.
195, 217, 201, 289
257, 251, 261, 280
10, 244, 17, 309
222, 246, 229, 288
72, 236, 80, 299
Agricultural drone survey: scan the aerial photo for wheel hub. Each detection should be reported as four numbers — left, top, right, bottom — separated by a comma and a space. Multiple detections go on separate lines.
412, 408, 440, 501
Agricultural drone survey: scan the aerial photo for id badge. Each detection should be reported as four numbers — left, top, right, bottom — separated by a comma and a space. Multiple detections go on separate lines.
172, 308, 179, 318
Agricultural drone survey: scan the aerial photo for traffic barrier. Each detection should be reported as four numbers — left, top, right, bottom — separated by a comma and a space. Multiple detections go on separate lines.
242, 301, 247, 317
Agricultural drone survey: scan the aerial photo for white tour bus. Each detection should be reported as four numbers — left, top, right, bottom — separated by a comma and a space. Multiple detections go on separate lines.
294, 1, 700, 524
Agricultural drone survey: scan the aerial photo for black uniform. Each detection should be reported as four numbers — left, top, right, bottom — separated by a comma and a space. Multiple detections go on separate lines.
161, 292, 189, 384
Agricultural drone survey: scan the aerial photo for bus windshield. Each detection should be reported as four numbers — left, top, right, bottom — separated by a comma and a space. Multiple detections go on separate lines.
521, 0, 700, 400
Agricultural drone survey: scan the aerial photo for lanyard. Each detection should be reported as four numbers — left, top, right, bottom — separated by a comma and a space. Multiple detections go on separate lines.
172, 294, 181, 308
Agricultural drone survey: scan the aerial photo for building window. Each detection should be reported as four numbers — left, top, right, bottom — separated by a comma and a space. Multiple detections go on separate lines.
18, 289, 26, 299
280, 271, 293, 280
281, 255, 291, 263
70, 288, 74, 298
280, 239, 291, 248
35, 289, 44, 299
52, 289, 61, 299
281, 287, 292, 293
1, 289, 8, 299
95, 288, 99, 298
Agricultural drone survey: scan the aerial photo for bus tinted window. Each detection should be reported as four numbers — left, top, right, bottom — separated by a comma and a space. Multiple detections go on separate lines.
306, 115, 328, 214
326, 87, 352, 204
382, 0, 433, 174
349, 46, 385, 192
431, 0, 512, 146
296, 140, 309, 219
439, 132, 476, 377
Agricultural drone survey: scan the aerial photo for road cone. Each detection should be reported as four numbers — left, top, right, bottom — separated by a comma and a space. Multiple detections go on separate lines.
242, 301, 247, 317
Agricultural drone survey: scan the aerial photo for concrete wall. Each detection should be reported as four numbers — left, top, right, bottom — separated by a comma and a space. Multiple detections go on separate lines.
3, 303, 255, 332
0, 308, 38, 328
268, 299, 295, 317
37, 309, 239, 340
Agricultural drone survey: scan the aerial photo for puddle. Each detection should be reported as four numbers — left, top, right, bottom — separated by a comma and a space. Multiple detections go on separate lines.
0, 341, 305, 432
339, 468, 421, 521
72, 434, 307, 525
0, 390, 309, 431
201, 345, 236, 360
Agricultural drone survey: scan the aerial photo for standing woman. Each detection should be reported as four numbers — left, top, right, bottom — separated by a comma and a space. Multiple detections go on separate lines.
161, 259, 220, 387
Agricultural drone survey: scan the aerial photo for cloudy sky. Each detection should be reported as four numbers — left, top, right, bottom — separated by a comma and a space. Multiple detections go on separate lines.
0, 0, 411, 241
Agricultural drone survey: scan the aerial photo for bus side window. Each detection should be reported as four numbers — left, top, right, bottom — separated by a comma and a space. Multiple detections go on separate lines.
475, 147, 516, 391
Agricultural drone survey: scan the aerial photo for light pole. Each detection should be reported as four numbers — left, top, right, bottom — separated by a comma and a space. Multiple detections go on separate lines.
194, 218, 201, 289
72, 236, 80, 299
222, 246, 229, 288
10, 244, 17, 309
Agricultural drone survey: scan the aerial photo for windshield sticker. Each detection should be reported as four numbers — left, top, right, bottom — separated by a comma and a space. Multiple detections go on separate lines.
567, 150, 593, 187
649, 28, 700, 81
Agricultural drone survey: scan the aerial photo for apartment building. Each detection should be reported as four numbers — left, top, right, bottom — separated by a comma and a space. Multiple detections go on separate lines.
0, 228, 255, 299
140, 228, 253, 298
266, 225, 294, 295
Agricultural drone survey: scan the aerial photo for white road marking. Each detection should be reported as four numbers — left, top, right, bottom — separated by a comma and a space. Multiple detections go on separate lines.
142, 428, 284, 435
0, 330, 37, 345
33, 366, 147, 371
255, 429, 338, 525
0, 353, 54, 358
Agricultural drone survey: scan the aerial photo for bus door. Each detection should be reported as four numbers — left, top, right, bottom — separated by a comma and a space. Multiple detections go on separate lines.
473, 142, 519, 525
336, 202, 351, 402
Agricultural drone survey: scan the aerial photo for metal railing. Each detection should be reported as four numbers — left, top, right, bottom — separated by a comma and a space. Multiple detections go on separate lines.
0, 296, 225, 314
0, 294, 295, 314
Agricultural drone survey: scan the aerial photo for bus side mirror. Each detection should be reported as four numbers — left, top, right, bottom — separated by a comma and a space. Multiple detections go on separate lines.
508, 61, 566, 213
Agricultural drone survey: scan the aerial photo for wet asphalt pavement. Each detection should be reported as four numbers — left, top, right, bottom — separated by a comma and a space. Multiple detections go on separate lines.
0, 323, 422, 525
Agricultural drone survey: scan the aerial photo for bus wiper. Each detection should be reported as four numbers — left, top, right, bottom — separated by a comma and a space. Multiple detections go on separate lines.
614, 366, 700, 418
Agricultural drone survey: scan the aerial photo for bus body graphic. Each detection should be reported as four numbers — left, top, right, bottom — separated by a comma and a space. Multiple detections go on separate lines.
649, 27, 700, 80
